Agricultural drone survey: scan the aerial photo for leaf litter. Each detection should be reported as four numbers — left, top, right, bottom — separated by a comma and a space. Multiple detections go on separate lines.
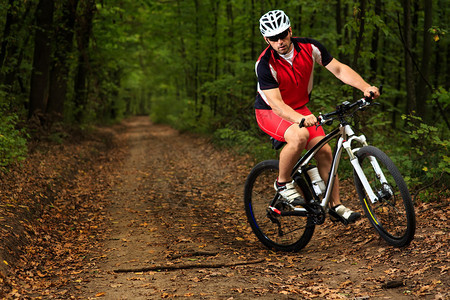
0, 116, 448, 299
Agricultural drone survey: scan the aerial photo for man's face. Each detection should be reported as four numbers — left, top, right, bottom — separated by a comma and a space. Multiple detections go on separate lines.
265, 28, 293, 55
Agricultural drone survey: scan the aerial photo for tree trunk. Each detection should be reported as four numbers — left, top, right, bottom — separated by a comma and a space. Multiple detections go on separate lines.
335, 0, 342, 52
74, 0, 95, 122
174, 0, 191, 104
0, 0, 17, 73
412, 0, 419, 56
208, 0, 219, 116
342, 3, 350, 65
0, 0, 32, 107
193, 0, 202, 119
352, 0, 366, 70
403, 0, 416, 114
250, 0, 255, 59
28, 0, 54, 120
297, 4, 302, 35
370, 0, 381, 81
415, 0, 432, 119
447, 36, 450, 90
392, 72, 402, 129
47, 0, 79, 120
225, 0, 234, 74
352, 0, 366, 100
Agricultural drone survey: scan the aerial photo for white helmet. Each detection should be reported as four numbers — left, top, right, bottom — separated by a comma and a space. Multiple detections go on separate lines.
259, 10, 291, 37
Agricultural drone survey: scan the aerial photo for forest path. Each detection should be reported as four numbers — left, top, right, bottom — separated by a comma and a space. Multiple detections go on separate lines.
69, 116, 448, 299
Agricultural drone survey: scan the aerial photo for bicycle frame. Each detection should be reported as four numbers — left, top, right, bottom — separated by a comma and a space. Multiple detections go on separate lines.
289, 122, 384, 213
246, 93, 416, 250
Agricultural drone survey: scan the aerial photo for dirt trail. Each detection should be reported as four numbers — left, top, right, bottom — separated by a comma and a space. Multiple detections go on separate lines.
69, 116, 448, 299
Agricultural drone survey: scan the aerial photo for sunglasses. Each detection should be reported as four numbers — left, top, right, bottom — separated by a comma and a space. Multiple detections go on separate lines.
267, 29, 290, 42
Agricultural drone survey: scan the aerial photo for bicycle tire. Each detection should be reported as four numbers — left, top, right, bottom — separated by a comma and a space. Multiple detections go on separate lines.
354, 146, 416, 247
244, 160, 315, 252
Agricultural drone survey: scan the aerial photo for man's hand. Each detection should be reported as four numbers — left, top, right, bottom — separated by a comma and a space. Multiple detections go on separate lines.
300, 114, 317, 127
364, 86, 380, 99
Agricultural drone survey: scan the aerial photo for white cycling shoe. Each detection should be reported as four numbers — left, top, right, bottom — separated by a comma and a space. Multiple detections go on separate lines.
330, 204, 361, 223
274, 181, 305, 206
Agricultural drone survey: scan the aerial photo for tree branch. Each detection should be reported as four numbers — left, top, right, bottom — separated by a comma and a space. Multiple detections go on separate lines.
113, 258, 265, 273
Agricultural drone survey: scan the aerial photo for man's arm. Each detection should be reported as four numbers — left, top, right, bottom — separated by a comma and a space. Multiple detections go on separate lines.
262, 88, 317, 127
325, 58, 379, 98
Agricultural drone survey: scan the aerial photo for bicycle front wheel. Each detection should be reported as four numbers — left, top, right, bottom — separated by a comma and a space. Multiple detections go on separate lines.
354, 146, 416, 247
244, 160, 315, 252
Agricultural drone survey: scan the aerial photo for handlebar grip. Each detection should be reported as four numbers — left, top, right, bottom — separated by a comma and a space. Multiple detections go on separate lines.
365, 85, 383, 101
299, 118, 305, 128
364, 91, 375, 102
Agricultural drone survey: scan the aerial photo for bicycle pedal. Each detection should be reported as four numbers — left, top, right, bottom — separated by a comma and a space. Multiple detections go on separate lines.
328, 210, 349, 225
329, 216, 340, 223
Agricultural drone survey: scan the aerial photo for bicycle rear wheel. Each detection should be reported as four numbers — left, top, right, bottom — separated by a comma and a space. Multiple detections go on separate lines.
354, 146, 416, 247
244, 160, 315, 252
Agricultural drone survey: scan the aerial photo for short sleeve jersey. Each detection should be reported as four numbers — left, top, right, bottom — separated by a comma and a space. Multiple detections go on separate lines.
255, 38, 333, 110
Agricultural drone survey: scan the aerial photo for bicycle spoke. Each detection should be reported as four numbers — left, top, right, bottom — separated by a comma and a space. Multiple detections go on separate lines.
244, 160, 315, 251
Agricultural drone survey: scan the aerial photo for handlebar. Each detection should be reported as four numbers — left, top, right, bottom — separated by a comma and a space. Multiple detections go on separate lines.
317, 87, 382, 127
317, 98, 370, 126
299, 87, 382, 128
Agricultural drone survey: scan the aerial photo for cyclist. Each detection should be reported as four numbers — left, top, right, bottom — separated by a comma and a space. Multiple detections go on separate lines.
255, 10, 379, 223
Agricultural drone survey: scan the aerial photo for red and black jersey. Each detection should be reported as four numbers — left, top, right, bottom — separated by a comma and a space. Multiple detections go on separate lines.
255, 37, 333, 110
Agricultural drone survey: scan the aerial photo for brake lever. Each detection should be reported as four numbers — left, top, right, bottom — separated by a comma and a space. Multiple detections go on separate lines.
359, 99, 380, 112
365, 101, 381, 108
316, 114, 332, 129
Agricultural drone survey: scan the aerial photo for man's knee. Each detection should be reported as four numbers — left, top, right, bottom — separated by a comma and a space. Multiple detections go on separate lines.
316, 144, 332, 161
285, 127, 309, 149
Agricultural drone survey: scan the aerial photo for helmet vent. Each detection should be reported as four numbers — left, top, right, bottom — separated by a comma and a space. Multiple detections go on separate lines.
259, 10, 291, 37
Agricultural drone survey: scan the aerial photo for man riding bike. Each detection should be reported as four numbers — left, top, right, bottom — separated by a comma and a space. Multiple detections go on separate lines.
254, 10, 380, 223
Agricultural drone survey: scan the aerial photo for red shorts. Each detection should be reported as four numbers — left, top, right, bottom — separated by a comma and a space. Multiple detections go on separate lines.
255, 107, 325, 147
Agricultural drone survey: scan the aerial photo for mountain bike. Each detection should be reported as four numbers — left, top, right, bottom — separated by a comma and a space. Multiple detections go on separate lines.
244, 94, 416, 252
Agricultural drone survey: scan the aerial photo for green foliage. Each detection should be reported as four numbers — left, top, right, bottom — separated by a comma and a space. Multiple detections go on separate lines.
429, 26, 447, 42
0, 108, 28, 169
213, 127, 275, 162
400, 112, 449, 200
432, 87, 450, 112
201, 74, 241, 100
0, 0, 449, 197
149, 88, 215, 134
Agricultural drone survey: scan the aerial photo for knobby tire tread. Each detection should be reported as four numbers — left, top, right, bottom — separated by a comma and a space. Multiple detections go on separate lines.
354, 146, 416, 247
244, 160, 315, 252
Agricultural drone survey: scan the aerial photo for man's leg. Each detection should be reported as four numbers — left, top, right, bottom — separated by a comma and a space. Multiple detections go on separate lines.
307, 137, 340, 206
278, 125, 309, 182
273, 125, 309, 205
308, 136, 361, 222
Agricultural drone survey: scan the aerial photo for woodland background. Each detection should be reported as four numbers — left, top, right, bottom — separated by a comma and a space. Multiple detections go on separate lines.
0, 0, 448, 199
